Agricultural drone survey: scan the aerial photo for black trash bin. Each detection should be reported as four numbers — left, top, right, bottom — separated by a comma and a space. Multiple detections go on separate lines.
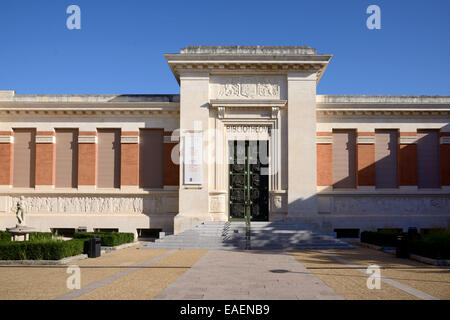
396, 235, 409, 258
87, 237, 101, 258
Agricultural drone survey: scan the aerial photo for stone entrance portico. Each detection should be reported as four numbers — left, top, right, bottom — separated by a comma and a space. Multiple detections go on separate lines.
166, 46, 332, 233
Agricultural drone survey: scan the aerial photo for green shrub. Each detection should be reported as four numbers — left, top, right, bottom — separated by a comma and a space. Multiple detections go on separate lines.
74, 232, 134, 246
360, 230, 401, 247
0, 231, 11, 242
409, 231, 450, 260
0, 239, 87, 260
29, 232, 53, 241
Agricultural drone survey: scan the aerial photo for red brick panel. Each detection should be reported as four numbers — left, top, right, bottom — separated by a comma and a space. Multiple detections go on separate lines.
163, 142, 179, 186
35, 132, 55, 186
316, 144, 332, 186
35, 143, 55, 185
121, 141, 139, 186
441, 144, 450, 186
357, 144, 375, 186
78, 133, 97, 186
441, 132, 450, 186
399, 144, 418, 186
0, 143, 13, 185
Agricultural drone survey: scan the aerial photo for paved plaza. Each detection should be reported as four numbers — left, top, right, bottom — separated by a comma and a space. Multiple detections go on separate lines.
0, 244, 448, 300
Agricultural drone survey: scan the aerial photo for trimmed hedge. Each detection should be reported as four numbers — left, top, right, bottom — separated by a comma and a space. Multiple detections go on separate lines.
0, 231, 11, 242
361, 230, 450, 260
360, 230, 401, 247
409, 231, 450, 260
29, 232, 53, 241
0, 239, 87, 260
74, 232, 134, 247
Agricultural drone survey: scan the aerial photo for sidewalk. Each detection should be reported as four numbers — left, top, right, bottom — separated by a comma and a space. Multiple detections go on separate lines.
155, 250, 343, 300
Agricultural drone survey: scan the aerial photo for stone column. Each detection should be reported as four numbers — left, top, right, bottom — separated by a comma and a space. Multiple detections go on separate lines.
120, 131, 139, 190
0, 131, 13, 187
35, 131, 55, 188
287, 72, 318, 218
78, 131, 97, 190
175, 72, 210, 234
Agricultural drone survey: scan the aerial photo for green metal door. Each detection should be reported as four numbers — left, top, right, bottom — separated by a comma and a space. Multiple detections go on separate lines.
228, 140, 269, 221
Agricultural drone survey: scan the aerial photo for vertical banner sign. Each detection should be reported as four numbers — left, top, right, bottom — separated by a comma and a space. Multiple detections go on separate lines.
184, 131, 202, 184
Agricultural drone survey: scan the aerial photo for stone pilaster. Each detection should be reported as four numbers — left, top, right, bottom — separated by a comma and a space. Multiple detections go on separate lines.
287, 72, 318, 217
176, 72, 210, 234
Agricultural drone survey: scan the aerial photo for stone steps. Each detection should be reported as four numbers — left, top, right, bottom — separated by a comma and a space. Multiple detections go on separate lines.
142, 221, 354, 250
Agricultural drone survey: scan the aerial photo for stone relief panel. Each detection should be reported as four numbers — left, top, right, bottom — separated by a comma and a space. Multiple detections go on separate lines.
210, 76, 286, 100
209, 195, 226, 213
269, 193, 287, 213
332, 196, 450, 215
6, 195, 178, 215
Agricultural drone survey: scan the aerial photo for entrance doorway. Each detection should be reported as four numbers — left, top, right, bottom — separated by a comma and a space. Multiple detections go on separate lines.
228, 140, 269, 221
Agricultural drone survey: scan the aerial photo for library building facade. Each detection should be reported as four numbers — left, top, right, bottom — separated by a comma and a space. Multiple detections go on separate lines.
0, 46, 449, 237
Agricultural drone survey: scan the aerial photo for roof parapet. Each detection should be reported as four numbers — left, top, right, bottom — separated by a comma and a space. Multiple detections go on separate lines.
180, 46, 317, 55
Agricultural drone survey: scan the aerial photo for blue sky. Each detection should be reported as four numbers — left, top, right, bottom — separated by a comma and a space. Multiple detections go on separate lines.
0, 0, 449, 95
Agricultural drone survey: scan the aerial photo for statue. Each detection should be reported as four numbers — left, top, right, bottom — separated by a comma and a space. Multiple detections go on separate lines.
15, 196, 26, 226
7, 196, 35, 241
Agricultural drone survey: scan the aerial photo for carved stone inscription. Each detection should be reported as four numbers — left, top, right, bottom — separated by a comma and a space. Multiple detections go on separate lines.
211, 76, 285, 100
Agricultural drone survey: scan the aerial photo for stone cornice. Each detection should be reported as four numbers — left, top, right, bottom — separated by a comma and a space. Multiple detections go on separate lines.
165, 51, 332, 84
317, 95, 450, 105
0, 102, 180, 117
0, 93, 180, 103
317, 108, 450, 118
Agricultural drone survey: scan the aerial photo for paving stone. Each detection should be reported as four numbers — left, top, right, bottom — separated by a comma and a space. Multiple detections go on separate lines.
154, 250, 343, 300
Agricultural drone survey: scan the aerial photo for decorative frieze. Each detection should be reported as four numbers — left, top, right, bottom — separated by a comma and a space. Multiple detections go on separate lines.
210, 76, 286, 100
332, 196, 450, 215
3, 195, 178, 214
